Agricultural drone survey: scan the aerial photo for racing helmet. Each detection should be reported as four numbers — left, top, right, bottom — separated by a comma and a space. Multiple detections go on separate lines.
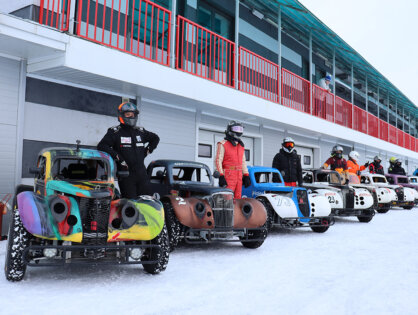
118, 102, 139, 127
226, 121, 244, 140
282, 137, 295, 153
331, 145, 344, 159
389, 157, 398, 165
349, 151, 360, 162
373, 156, 382, 164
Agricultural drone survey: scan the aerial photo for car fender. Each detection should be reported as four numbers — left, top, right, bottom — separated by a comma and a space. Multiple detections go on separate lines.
375, 187, 392, 204
233, 198, 267, 228
308, 194, 332, 216
403, 187, 416, 202
353, 188, 374, 209
257, 194, 299, 218
107, 197, 164, 242
16, 191, 83, 242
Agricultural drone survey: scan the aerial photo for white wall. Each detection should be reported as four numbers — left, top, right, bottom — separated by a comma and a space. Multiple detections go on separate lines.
0, 0, 39, 14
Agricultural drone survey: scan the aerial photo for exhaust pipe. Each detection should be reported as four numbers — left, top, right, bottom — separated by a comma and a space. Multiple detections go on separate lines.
49, 197, 68, 222
194, 202, 206, 219
241, 203, 253, 219
121, 202, 139, 228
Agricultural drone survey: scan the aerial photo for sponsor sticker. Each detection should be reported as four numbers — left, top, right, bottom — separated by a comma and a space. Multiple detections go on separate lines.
121, 137, 131, 144
136, 135, 142, 142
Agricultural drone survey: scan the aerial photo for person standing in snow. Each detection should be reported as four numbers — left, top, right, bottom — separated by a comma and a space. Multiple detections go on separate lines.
98, 101, 159, 198
215, 121, 251, 199
272, 137, 303, 187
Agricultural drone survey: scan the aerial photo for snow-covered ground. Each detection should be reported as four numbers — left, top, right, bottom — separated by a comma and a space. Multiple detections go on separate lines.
1, 207, 418, 315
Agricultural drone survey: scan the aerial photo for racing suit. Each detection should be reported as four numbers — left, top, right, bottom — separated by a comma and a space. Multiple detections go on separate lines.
368, 162, 384, 175
323, 157, 348, 174
215, 138, 249, 199
388, 164, 406, 175
97, 124, 159, 198
347, 159, 366, 177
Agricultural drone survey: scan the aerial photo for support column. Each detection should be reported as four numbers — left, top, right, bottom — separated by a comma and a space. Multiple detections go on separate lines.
387, 93, 389, 123
278, 4, 282, 105
68, 0, 78, 34
309, 31, 313, 114
170, 0, 178, 68
332, 48, 336, 122
234, 0, 240, 90
351, 64, 354, 127
365, 75, 368, 134
377, 86, 380, 136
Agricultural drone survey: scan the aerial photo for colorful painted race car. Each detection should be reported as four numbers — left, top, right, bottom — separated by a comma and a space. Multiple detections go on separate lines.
5, 146, 169, 281
302, 169, 375, 222
241, 166, 333, 233
147, 160, 267, 249
385, 174, 417, 208
347, 173, 393, 213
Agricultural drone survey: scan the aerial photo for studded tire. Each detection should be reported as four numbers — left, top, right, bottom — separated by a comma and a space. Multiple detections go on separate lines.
4, 209, 30, 282
357, 209, 375, 223
402, 206, 413, 210
310, 217, 331, 233
240, 224, 268, 249
141, 224, 170, 275
162, 201, 183, 251
257, 198, 275, 232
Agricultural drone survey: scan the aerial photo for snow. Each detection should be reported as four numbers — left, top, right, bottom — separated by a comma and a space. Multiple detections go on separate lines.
1, 207, 418, 315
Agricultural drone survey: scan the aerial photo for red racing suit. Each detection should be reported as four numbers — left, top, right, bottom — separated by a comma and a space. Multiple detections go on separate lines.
215, 139, 249, 199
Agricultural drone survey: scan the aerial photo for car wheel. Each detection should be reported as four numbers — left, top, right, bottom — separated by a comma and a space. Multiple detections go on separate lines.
141, 224, 170, 275
240, 224, 267, 249
4, 209, 30, 282
163, 201, 183, 251
310, 217, 330, 233
376, 208, 390, 214
357, 209, 374, 223
257, 198, 274, 231
402, 206, 413, 210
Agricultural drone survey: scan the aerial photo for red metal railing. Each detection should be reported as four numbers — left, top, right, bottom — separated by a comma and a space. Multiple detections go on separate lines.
238, 47, 279, 103
379, 120, 389, 142
76, 0, 171, 66
397, 129, 404, 147
404, 133, 410, 150
312, 84, 334, 122
176, 15, 235, 87
367, 113, 379, 138
281, 68, 310, 113
353, 106, 367, 133
335, 96, 352, 128
412, 137, 416, 152
39, 0, 71, 31
388, 125, 397, 144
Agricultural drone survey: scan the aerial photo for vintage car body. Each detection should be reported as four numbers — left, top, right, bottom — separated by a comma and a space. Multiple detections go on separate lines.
5, 147, 169, 282
347, 173, 393, 213
302, 169, 375, 222
385, 174, 417, 208
241, 166, 333, 233
147, 160, 267, 249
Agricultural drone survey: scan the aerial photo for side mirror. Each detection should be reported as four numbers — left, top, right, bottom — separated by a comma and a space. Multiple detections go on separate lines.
117, 170, 129, 178
29, 167, 41, 175
153, 192, 160, 200
213, 171, 220, 179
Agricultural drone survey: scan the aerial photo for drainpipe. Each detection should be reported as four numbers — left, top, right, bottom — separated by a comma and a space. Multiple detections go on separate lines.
234, 0, 240, 90
332, 48, 335, 122
278, 4, 282, 105
68, 0, 78, 34
170, 0, 178, 68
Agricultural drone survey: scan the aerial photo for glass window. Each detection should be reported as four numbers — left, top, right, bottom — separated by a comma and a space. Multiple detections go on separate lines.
198, 144, 212, 158
172, 166, 211, 184
150, 166, 167, 183
373, 176, 387, 183
254, 172, 278, 184
52, 158, 109, 181
410, 177, 418, 183
37, 156, 47, 180
304, 156, 311, 165
245, 149, 250, 162
397, 177, 408, 184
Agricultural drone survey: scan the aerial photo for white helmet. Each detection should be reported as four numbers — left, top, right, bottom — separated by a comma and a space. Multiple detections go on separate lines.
282, 137, 295, 153
349, 151, 360, 162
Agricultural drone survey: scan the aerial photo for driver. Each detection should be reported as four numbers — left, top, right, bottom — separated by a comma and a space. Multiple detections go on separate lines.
215, 121, 251, 199
97, 102, 159, 198
322, 145, 348, 182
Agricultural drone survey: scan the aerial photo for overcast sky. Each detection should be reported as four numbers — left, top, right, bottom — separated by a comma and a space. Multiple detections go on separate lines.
299, 0, 418, 109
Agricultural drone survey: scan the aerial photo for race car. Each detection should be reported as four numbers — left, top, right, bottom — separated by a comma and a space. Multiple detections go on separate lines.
302, 169, 375, 222
385, 174, 417, 208
5, 146, 169, 281
147, 160, 267, 250
241, 166, 333, 233
347, 173, 393, 213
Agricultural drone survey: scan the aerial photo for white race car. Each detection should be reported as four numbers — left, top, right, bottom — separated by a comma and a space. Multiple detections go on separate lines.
302, 169, 375, 223
347, 173, 393, 213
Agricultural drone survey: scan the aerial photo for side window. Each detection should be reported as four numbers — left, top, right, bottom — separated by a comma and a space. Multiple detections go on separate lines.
386, 177, 394, 184
303, 172, 313, 183
37, 156, 47, 180
150, 166, 167, 184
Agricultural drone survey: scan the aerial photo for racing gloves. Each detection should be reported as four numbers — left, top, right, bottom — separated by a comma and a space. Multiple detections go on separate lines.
219, 175, 228, 187
243, 175, 251, 188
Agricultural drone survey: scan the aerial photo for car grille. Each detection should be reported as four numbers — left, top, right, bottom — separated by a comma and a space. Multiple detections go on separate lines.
79, 197, 111, 244
396, 188, 404, 201
211, 192, 234, 228
296, 189, 310, 217
345, 189, 355, 209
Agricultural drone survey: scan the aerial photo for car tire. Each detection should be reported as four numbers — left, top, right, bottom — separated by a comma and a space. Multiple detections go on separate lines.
163, 201, 183, 251
240, 225, 267, 249
141, 224, 170, 275
310, 217, 330, 233
257, 198, 274, 231
376, 208, 390, 214
4, 209, 30, 282
402, 206, 413, 210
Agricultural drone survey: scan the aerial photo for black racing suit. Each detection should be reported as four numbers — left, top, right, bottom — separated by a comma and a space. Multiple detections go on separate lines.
272, 148, 303, 186
97, 124, 159, 198
388, 164, 406, 175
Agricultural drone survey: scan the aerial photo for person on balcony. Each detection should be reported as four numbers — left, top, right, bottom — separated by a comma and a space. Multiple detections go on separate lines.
318, 75, 332, 92
97, 102, 160, 198
215, 121, 251, 199
272, 137, 303, 187
368, 156, 385, 175
388, 157, 406, 175
322, 145, 348, 181
347, 151, 369, 178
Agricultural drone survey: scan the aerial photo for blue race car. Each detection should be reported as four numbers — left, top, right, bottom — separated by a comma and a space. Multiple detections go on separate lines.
242, 166, 333, 233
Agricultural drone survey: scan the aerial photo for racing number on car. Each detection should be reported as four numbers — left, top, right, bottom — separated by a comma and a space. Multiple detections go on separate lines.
328, 195, 336, 203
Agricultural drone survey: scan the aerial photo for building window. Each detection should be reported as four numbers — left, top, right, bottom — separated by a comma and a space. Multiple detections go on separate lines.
245, 149, 250, 162
197, 1, 233, 40
198, 144, 212, 158
303, 156, 311, 165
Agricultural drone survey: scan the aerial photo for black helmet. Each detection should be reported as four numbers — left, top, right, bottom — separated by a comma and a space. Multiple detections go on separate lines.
226, 121, 244, 140
118, 102, 139, 127
374, 156, 382, 164
331, 145, 343, 159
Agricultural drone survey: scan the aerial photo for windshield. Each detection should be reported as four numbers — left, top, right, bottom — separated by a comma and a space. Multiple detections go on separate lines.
348, 174, 360, 184
254, 172, 282, 184
372, 176, 387, 183
397, 177, 408, 184
52, 158, 109, 181
410, 177, 418, 183
172, 166, 211, 184
316, 172, 341, 185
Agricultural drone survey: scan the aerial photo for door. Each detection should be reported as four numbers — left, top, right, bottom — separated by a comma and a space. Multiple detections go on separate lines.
296, 146, 314, 169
